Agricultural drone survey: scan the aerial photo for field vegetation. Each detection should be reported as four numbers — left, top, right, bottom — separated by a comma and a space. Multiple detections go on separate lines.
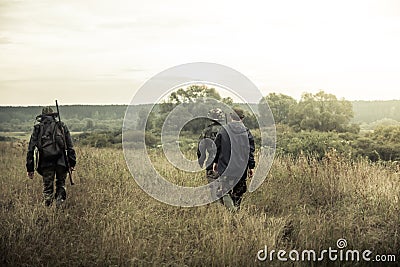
1, 142, 399, 266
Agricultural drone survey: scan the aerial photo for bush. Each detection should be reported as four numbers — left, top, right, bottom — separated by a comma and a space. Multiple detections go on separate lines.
276, 130, 350, 159
122, 130, 159, 148
75, 131, 122, 148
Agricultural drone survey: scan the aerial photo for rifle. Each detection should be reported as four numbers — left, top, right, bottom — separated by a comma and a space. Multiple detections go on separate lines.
56, 100, 74, 185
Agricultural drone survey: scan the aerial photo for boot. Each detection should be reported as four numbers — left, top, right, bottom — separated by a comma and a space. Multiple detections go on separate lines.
222, 194, 237, 212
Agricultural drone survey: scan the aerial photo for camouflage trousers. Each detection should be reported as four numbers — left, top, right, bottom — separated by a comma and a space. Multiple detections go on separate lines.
206, 170, 247, 207
219, 175, 247, 208
206, 170, 222, 203
41, 166, 67, 206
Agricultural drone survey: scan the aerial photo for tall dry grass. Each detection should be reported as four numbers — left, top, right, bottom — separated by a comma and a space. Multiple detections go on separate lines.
0, 142, 399, 266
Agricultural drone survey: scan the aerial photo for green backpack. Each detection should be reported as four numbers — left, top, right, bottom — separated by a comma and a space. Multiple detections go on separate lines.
37, 118, 65, 160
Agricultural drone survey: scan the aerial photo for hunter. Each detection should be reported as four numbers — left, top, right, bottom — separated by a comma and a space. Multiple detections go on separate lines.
213, 107, 255, 211
26, 106, 76, 207
197, 108, 224, 202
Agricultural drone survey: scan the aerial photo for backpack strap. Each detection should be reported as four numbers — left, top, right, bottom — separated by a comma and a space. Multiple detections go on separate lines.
52, 121, 58, 150
37, 123, 44, 150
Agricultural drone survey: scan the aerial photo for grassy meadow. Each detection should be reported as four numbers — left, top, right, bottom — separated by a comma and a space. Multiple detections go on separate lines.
1, 142, 400, 266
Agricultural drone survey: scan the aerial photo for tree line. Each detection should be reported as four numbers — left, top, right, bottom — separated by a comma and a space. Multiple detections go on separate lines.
259, 91, 399, 161
1, 96, 399, 132
1, 86, 399, 162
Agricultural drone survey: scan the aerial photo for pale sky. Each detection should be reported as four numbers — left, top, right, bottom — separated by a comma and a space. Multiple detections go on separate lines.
1, 0, 399, 105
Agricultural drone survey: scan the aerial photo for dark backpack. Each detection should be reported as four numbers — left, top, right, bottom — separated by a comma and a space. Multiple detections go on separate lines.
37, 118, 65, 160
203, 124, 221, 141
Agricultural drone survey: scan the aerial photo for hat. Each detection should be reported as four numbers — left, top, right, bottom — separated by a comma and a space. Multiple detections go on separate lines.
231, 107, 245, 120
42, 106, 54, 115
207, 108, 225, 122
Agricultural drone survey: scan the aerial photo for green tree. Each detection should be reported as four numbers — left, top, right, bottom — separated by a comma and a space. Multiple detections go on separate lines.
222, 97, 233, 106
288, 91, 354, 132
242, 110, 259, 129
155, 85, 226, 134
259, 93, 297, 125
168, 85, 221, 104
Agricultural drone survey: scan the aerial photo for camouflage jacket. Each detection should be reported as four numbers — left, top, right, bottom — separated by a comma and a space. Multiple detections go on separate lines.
197, 121, 222, 170
214, 121, 255, 178
26, 115, 76, 175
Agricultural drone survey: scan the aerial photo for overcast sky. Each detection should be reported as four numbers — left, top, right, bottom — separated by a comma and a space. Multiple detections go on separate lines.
1, 0, 399, 105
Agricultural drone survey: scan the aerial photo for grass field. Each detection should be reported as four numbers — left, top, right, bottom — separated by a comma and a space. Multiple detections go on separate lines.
0, 132, 31, 141
0, 131, 84, 142
0, 142, 399, 266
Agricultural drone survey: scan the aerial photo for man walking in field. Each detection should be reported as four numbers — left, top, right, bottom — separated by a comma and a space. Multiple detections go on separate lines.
213, 107, 255, 211
197, 108, 224, 201
26, 106, 76, 207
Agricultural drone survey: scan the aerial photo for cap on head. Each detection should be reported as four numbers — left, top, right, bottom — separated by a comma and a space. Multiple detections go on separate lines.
42, 106, 54, 115
207, 108, 225, 122
231, 107, 245, 120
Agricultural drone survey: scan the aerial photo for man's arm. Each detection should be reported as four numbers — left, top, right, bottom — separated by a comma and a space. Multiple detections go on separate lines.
26, 125, 39, 178
213, 129, 223, 172
247, 129, 255, 177
62, 123, 76, 168
197, 133, 206, 167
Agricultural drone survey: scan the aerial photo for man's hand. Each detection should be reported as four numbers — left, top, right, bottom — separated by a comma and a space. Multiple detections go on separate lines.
248, 169, 254, 178
70, 166, 75, 172
27, 172, 34, 179
198, 159, 204, 168
213, 163, 218, 172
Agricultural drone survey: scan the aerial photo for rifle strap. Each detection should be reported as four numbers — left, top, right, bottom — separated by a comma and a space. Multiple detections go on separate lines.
52, 121, 58, 150
35, 148, 39, 171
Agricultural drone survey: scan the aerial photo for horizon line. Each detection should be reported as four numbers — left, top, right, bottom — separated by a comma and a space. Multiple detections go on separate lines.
2, 99, 400, 107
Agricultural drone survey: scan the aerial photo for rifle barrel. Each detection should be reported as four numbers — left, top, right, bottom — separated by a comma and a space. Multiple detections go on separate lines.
55, 100, 74, 186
